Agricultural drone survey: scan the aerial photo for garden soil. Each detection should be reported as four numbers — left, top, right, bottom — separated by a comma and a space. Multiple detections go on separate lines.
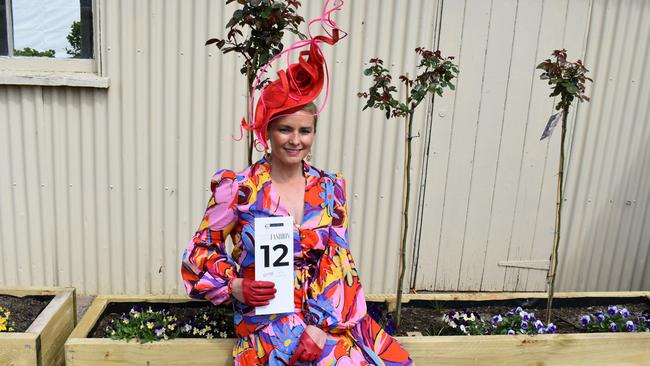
0, 295, 53, 332
85, 296, 650, 338
395, 296, 650, 336
89, 301, 234, 338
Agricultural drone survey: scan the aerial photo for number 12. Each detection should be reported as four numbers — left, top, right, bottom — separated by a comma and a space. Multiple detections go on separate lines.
260, 244, 290, 267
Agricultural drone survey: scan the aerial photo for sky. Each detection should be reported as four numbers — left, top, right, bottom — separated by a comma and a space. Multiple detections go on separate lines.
12, 0, 80, 57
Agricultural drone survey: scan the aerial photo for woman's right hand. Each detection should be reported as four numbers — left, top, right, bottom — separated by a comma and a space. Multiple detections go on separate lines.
230, 278, 276, 306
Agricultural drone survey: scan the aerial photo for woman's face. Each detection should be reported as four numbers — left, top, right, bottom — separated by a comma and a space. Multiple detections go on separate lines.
268, 110, 315, 167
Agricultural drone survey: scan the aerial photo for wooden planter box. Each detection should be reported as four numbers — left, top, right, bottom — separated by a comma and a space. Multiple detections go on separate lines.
66, 292, 650, 366
0, 287, 76, 366
65, 295, 234, 366
369, 291, 650, 366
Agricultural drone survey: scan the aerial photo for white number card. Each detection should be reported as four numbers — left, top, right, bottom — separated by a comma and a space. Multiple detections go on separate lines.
254, 216, 295, 315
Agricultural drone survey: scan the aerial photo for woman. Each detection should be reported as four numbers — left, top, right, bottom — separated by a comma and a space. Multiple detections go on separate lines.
181, 2, 413, 364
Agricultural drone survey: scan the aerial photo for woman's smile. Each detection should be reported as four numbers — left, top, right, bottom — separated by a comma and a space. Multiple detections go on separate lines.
268, 110, 316, 166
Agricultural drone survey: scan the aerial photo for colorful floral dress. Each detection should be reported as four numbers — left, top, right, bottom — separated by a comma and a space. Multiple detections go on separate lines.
181, 158, 413, 365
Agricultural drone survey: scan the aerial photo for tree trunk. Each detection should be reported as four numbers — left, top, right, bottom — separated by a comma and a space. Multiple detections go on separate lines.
247, 70, 254, 165
395, 110, 414, 327
546, 105, 569, 324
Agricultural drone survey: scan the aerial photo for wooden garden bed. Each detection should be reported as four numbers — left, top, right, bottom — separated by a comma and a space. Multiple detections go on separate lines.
371, 291, 650, 366
0, 287, 76, 366
65, 295, 233, 366
66, 292, 650, 365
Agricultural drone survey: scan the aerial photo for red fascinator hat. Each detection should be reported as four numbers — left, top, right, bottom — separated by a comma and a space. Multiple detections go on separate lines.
241, 0, 347, 150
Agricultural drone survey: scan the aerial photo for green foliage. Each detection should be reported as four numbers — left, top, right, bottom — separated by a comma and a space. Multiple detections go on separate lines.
441, 310, 488, 336
205, 0, 306, 88
0, 305, 15, 332
178, 308, 235, 339
105, 305, 235, 343
106, 306, 180, 343
491, 307, 556, 336
14, 47, 55, 57
537, 49, 592, 111
66, 21, 82, 57
579, 307, 649, 333
358, 48, 458, 119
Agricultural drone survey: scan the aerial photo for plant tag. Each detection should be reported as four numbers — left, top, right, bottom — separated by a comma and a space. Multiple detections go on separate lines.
254, 216, 295, 315
540, 111, 563, 140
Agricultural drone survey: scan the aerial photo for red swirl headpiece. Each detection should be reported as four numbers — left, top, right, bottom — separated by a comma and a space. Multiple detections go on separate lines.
240, 0, 347, 150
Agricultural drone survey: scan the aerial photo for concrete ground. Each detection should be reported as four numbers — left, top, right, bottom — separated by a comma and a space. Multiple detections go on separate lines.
76, 295, 96, 322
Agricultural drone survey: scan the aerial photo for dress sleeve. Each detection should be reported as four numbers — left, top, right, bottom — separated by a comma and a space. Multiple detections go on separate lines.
305, 174, 368, 333
181, 169, 239, 305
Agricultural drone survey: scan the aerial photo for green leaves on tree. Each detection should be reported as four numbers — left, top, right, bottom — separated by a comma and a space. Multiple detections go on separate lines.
206, 0, 306, 90
536, 49, 592, 111
358, 48, 458, 119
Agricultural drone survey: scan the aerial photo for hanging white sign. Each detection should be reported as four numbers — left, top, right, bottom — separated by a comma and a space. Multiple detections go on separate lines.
540, 111, 563, 140
254, 216, 295, 315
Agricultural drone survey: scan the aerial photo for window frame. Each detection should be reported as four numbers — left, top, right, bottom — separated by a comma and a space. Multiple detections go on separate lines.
0, 0, 108, 88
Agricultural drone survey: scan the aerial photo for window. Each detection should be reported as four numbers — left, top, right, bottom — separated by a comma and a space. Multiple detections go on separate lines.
1, 0, 93, 58
0, 0, 107, 87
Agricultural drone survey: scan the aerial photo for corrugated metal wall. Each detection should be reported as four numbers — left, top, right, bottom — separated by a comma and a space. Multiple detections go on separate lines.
1, 0, 648, 295
409, 0, 650, 293
0, 0, 438, 295
557, 0, 650, 292
411, 0, 592, 292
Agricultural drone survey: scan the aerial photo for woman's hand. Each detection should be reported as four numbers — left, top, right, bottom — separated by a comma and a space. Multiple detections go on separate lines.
289, 325, 327, 365
230, 278, 276, 307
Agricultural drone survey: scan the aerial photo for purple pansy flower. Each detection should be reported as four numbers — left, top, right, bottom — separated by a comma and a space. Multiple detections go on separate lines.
534, 320, 544, 330
626, 320, 635, 332
520, 321, 529, 329
546, 323, 557, 334
153, 325, 165, 337
507, 329, 515, 335
607, 306, 618, 317
620, 308, 630, 318
639, 316, 647, 327
596, 312, 605, 322
609, 322, 617, 332
580, 315, 590, 326
492, 315, 503, 324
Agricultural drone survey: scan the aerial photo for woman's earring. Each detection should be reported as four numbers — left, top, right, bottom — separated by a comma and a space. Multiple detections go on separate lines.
306, 151, 313, 162
264, 149, 271, 160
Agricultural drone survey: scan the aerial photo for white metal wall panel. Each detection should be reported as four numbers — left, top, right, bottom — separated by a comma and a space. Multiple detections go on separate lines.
0, 0, 438, 294
411, 0, 593, 291
558, 0, 650, 292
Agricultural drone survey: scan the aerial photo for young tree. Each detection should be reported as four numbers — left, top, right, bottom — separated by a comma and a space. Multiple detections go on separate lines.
537, 49, 591, 324
206, 0, 306, 164
359, 48, 458, 326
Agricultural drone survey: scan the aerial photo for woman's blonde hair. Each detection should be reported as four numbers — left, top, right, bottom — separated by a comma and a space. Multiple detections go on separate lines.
269, 101, 319, 132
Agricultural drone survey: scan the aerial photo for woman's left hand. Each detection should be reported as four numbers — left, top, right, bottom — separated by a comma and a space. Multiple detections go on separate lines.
289, 325, 326, 365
